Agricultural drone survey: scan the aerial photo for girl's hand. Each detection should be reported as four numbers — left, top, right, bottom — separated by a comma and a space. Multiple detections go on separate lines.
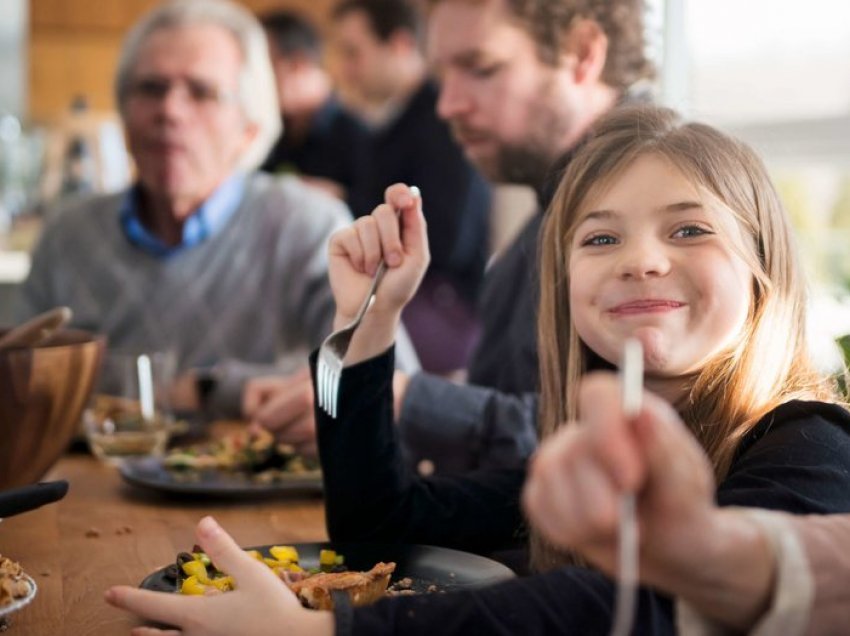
522, 372, 717, 586
104, 516, 334, 636
328, 184, 429, 327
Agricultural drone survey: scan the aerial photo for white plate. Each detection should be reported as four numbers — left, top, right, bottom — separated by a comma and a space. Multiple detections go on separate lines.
0, 574, 37, 619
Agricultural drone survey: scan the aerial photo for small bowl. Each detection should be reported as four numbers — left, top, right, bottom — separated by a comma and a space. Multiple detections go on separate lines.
0, 329, 104, 489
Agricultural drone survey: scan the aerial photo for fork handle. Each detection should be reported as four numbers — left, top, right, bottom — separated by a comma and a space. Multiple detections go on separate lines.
351, 261, 387, 325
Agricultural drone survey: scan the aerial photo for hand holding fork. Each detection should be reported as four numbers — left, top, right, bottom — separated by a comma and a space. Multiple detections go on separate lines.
317, 184, 429, 417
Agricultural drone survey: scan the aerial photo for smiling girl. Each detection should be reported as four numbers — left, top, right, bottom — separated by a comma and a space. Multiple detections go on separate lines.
108, 105, 850, 636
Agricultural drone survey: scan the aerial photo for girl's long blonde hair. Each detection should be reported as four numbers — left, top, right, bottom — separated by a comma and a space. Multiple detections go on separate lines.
533, 104, 841, 570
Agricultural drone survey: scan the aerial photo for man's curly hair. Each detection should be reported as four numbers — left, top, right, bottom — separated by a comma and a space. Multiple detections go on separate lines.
426, 0, 654, 91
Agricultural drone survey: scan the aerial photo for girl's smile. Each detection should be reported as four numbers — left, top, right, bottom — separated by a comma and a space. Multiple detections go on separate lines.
606, 298, 687, 316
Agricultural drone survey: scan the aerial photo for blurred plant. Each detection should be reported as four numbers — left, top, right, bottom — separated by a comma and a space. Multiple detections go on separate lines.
776, 174, 815, 232
775, 174, 831, 289
837, 334, 850, 400
831, 177, 850, 291
833, 176, 850, 400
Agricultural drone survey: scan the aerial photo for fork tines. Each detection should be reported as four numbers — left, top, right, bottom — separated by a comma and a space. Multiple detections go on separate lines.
316, 345, 343, 419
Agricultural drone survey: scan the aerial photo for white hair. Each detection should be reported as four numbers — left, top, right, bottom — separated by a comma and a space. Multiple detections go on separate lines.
114, 0, 281, 172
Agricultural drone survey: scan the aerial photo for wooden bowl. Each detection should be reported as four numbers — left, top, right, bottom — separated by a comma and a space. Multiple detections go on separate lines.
0, 329, 104, 489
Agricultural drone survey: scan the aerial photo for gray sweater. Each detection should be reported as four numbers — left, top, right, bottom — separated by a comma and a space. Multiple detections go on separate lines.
17, 173, 376, 415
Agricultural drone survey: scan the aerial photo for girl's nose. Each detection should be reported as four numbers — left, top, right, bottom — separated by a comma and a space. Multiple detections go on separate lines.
616, 241, 671, 280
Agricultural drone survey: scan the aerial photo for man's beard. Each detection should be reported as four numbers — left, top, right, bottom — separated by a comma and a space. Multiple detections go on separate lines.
464, 93, 571, 192
490, 141, 558, 192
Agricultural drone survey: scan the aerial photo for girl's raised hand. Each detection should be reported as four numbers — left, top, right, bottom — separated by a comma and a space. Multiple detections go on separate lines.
522, 373, 717, 586
328, 184, 429, 329
104, 516, 334, 636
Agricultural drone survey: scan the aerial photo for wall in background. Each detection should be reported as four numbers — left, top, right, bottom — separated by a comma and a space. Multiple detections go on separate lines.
28, 0, 337, 123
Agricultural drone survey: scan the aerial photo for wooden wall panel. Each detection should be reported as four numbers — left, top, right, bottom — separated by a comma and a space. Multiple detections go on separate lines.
28, 0, 337, 122
31, 0, 161, 31
29, 32, 122, 121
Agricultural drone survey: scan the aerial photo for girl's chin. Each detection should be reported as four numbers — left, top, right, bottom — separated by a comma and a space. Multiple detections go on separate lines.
614, 326, 668, 367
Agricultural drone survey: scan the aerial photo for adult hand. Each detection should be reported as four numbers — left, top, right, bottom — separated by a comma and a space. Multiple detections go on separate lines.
328, 184, 429, 326
170, 370, 200, 413
104, 516, 334, 636
522, 372, 717, 584
242, 369, 317, 457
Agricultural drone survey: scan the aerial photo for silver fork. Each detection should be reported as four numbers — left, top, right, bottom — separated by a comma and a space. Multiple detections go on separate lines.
316, 261, 387, 418
316, 186, 420, 418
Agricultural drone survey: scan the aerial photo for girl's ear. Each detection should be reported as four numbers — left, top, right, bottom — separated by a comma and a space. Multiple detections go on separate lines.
560, 18, 608, 85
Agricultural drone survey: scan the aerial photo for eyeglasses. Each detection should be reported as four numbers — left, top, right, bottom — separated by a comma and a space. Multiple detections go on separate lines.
125, 76, 238, 108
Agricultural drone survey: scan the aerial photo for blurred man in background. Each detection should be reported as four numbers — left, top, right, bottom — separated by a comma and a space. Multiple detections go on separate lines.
329, 0, 492, 374
259, 10, 371, 212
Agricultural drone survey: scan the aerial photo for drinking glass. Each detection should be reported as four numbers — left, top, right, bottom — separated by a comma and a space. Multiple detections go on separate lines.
83, 351, 176, 464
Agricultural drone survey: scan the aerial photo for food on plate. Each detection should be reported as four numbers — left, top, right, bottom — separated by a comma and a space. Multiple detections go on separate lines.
289, 562, 396, 610
162, 428, 318, 482
0, 555, 30, 608
165, 545, 396, 609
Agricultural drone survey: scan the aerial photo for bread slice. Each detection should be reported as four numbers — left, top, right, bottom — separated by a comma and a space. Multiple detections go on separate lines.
289, 562, 396, 610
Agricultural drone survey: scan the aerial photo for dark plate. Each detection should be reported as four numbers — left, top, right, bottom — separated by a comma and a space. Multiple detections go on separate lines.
140, 542, 516, 594
119, 456, 323, 498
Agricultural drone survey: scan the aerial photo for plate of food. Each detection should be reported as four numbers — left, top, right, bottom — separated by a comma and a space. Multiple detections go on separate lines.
119, 428, 322, 497
140, 542, 516, 609
0, 555, 37, 624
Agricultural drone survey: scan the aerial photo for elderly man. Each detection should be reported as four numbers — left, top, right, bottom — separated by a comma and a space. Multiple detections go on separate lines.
251, 0, 653, 470
17, 0, 414, 437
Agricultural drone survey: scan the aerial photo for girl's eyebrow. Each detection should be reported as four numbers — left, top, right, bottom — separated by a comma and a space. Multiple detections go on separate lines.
577, 200, 705, 224
576, 209, 615, 224
662, 200, 704, 213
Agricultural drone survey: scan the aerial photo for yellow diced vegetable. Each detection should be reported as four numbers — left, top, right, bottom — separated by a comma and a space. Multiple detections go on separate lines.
192, 552, 212, 567
319, 549, 337, 566
269, 546, 299, 562
180, 575, 207, 596
246, 550, 264, 561
209, 576, 235, 591
181, 560, 209, 582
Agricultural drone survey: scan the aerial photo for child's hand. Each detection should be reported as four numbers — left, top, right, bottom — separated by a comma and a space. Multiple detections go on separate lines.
104, 516, 334, 636
328, 184, 429, 327
522, 373, 717, 586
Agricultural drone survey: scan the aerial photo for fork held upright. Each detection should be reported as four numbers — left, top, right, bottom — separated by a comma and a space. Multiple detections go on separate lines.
317, 185, 420, 418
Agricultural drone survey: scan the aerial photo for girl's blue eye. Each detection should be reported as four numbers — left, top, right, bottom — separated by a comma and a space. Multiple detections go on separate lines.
582, 234, 618, 246
673, 224, 713, 238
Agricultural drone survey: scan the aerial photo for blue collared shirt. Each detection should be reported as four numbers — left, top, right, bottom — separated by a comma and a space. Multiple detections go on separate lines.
119, 172, 246, 257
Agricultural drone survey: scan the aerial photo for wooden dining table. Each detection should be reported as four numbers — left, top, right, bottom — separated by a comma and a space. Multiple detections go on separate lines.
0, 432, 327, 635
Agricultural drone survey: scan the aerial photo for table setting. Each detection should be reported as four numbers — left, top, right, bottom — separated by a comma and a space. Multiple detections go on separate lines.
0, 307, 514, 634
